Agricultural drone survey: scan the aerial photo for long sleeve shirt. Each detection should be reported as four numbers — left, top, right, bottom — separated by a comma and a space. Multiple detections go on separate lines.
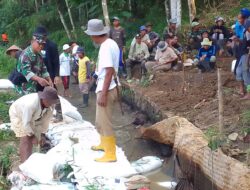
9, 93, 54, 136
234, 21, 245, 40
196, 46, 216, 62
210, 25, 230, 39
17, 45, 49, 94
43, 40, 60, 80
128, 42, 150, 60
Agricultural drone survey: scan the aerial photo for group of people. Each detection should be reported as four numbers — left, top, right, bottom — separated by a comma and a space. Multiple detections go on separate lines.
5, 7, 250, 164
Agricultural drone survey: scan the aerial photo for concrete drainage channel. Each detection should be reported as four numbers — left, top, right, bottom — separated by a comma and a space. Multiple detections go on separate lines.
121, 81, 250, 190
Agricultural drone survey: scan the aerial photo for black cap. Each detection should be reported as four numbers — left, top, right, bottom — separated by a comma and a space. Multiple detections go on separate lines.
33, 26, 48, 37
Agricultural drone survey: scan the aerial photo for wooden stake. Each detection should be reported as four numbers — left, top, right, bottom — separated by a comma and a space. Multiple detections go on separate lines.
217, 68, 224, 134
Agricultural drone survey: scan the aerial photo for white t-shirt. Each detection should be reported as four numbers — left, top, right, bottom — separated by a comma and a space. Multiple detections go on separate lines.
95, 38, 120, 93
59, 53, 71, 76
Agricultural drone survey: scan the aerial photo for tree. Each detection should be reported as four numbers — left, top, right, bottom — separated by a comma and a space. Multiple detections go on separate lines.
170, 0, 181, 28
188, 0, 196, 24
102, 0, 110, 27
57, 6, 72, 40
65, 0, 77, 39
35, 0, 39, 13
164, 0, 170, 24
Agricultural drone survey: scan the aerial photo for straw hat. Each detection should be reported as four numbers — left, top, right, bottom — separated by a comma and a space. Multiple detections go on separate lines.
201, 38, 212, 46
6, 45, 21, 55
84, 19, 109, 36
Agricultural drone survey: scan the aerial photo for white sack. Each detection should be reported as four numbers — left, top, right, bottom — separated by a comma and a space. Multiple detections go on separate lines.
231, 60, 236, 73
19, 153, 66, 184
22, 182, 75, 190
131, 156, 163, 174
0, 79, 14, 89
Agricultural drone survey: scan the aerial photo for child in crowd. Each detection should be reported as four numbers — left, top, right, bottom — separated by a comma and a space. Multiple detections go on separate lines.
194, 38, 216, 73
59, 44, 72, 97
210, 17, 229, 56
77, 47, 91, 107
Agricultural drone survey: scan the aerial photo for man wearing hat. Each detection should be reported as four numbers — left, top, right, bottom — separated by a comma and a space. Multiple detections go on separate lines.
144, 41, 178, 74
85, 19, 120, 162
9, 86, 59, 162
126, 34, 150, 80
188, 21, 204, 50
235, 9, 250, 40
109, 16, 126, 77
131, 25, 151, 49
163, 18, 178, 40
210, 16, 229, 56
59, 44, 72, 97
6, 45, 22, 59
194, 38, 216, 72
33, 26, 63, 122
16, 31, 53, 94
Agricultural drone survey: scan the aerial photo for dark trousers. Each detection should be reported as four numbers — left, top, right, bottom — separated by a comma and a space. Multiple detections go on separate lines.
197, 60, 216, 72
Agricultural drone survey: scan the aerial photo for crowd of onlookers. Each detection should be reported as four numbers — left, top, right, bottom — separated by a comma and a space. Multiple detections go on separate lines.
4, 7, 250, 107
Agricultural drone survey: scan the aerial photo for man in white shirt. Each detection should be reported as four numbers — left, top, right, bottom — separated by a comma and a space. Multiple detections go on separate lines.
9, 86, 59, 162
85, 19, 119, 162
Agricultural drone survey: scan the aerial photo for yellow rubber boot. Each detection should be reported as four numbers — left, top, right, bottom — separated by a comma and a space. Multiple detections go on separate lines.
91, 136, 104, 151
95, 136, 117, 162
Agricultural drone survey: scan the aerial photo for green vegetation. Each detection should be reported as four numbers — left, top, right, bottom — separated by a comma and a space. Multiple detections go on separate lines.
0, 145, 16, 176
0, 47, 16, 78
204, 127, 225, 150
0, 92, 19, 123
240, 110, 250, 126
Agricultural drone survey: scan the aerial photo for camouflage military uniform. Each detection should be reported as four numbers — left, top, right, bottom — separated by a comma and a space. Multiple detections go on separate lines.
15, 45, 49, 95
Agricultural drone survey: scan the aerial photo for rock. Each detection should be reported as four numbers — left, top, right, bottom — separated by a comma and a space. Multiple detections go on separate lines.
228, 132, 238, 141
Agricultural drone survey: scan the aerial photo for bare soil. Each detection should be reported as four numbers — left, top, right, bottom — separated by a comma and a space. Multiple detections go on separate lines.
130, 57, 250, 164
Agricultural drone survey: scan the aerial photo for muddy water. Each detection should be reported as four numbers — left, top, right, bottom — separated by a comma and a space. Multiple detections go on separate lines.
59, 83, 174, 190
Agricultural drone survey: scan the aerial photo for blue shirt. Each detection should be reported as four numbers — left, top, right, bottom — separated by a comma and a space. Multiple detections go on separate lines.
234, 21, 245, 40
196, 46, 216, 62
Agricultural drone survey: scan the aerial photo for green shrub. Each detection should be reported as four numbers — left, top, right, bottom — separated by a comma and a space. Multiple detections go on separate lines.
0, 92, 19, 123
0, 47, 16, 78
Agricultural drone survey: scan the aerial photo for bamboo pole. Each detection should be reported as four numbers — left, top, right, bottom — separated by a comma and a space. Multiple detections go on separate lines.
65, 0, 77, 39
57, 7, 72, 40
102, 0, 110, 27
217, 68, 224, 134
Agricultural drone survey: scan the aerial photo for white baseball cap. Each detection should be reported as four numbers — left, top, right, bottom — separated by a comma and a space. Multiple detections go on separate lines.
63, 44, 70, 50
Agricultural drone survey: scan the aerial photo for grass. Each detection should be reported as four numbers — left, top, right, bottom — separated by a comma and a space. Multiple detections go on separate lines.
240, 110, 250, 126
204, 127, 226, 150
0, 92, 19, 123
0, 47, 16, 78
